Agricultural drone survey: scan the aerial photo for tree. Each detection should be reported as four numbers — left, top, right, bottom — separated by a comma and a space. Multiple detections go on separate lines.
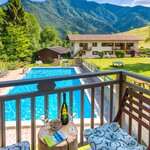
62, 30, 78, 48
0, 34, 4, 51
1, 23, 31, 61
27, 13, 41, 51
0, 40, 3, 51
1, 0, 31, 61
66, 30, 78, 35
0, 9, 4, 53
66, 30, 72, 35
0, 8, 4, 32
40, 26, 62, 48
62, 40, 69, 48
2, 0, 28, 29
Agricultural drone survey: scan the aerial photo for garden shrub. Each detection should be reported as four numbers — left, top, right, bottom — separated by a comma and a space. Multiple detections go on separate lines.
0, 54, 8, 62
99, 52, 104, 59
6, 62, 17, 70
115, 50, 125, 58
139, 47, 150, 56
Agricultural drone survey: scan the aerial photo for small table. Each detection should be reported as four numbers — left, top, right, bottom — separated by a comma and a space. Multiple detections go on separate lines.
112, 61, 124, 67
38, 122, 78, 150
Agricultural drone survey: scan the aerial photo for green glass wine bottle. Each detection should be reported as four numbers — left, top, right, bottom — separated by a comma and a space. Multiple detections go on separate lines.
61, 93, 69, 125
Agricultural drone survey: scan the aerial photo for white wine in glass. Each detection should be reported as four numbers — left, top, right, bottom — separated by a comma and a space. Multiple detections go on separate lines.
40, 110, 49, 127
40, 115, 49, 126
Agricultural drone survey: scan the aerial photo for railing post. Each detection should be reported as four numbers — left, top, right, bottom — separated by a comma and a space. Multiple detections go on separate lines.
116, 71, 126, 127
0, 101, 5, 147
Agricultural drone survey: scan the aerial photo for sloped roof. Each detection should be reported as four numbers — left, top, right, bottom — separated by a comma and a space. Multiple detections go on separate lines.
40, 46, 70, 54
67, 34, 144, 41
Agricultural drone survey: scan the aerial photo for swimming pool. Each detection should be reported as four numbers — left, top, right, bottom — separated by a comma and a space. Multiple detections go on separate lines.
5, 68, 92, 121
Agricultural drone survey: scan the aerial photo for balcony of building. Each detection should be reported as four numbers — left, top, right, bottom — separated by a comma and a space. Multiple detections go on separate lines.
0, 66, 149, 149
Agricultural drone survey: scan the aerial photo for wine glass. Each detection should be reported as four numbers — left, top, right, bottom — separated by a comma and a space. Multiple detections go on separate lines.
68, 107, 77, 134
40, 110, 49, 127
69, 108, 77, 121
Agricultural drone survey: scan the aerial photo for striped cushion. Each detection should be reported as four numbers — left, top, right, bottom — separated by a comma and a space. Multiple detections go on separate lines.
0, 141, 30, 150
84, 122, 147, 150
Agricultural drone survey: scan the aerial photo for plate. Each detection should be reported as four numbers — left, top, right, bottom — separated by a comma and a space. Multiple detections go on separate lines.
50, 119, 62, 131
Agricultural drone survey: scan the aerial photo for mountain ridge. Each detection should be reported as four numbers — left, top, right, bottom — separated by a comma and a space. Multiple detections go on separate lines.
2, 0, 150, 37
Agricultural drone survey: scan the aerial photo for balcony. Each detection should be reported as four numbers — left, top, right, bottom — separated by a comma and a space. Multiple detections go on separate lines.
79, 47, 92, 51
0, 68, 150, 149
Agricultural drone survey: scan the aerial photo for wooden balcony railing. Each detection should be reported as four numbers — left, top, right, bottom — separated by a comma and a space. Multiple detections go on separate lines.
0, 69, 150, 149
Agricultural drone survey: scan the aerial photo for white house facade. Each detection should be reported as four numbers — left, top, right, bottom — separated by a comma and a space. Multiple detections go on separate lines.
66, 34, 144, 58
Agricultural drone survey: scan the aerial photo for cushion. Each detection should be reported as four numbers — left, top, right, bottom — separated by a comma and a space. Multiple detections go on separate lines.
83, 122, 147, 150
0, 141, 30, 150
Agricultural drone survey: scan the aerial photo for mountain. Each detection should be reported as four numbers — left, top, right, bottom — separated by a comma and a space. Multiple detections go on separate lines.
122, 26, 150, 48
2, 0, 150, 37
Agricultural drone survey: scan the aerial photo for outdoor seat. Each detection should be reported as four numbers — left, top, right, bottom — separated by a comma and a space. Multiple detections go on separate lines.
22, 67, 28, 74
112, 61, 124, 67
0, 70, 5, 77
84, 88, 150, 150
0, 141, 30, 150
2, 67, 9, 75
84, 122, 147, 150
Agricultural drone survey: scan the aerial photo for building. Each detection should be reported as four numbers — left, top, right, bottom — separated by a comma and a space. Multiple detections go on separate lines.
38, 46, 70, 63
66, 34, 144, 58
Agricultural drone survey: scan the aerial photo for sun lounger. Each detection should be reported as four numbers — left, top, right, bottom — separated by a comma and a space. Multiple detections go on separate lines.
0, 70, 5, 77
22, 67, 28, 74
2, 67, 9, 75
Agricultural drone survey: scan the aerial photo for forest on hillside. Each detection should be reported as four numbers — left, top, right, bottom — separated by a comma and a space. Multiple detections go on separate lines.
0, 0, 69, 63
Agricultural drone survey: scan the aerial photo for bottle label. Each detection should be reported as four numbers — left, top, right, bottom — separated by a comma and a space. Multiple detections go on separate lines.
62, 106, 68, 119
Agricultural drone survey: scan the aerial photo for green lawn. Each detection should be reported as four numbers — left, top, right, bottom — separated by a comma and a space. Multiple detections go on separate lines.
86, 57, 150, 77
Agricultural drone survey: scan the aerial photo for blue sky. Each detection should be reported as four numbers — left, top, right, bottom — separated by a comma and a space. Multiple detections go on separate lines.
0, 0, 150, 7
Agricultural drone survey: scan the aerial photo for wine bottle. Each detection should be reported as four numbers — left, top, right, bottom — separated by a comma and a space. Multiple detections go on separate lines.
61, 93, 69, 125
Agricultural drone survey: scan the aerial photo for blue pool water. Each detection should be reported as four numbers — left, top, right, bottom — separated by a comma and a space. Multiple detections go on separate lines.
5, 68, 92, 121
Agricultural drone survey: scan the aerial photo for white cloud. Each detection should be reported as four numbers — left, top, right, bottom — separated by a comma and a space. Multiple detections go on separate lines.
87, 0, 124, 5
131, 0, 150, 7
88, 0, 150, 7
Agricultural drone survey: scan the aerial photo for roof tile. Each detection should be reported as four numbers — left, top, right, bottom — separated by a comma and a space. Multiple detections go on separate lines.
67, 34, 144, 41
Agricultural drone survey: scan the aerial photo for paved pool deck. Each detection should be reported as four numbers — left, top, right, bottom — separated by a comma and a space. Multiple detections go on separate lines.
0, 69, 26, 95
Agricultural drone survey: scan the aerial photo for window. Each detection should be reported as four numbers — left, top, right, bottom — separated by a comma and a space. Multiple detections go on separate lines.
82, 51, 86, 55
127, 43, 134, 47
104, 51, 113, 55
79, 43, 84, 47
102, 43, 107, 47
79, 43, 88, 47
115, 43, 121, 47
92, 43, 97, 47
79, 51, 86, 56
92, 51, 99, 55
102, 43, 113, 47
108, 43, 113, 46
79, 52, 82, 57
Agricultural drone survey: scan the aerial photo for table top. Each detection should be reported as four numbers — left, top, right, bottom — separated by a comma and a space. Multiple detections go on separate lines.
38, 121, 78, 148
